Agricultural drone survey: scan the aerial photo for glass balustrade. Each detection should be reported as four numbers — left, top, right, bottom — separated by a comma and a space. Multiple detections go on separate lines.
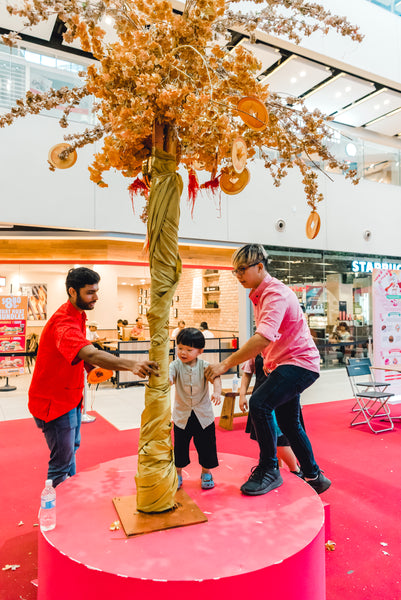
0, 43, 94, 124
365, 0, 401, 16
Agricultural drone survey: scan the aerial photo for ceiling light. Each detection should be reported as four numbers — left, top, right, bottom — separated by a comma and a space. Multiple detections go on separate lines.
384, 99, 390, 105
345, 86, 351, 92
365, 106, 401, 127
335, 88, 387, 117
299, 70, 306, 77
374, 104, 380, 110
345, 143, 357, 157
335, 92, 342, 98
105, 16, 113, 25
290, 77, 297, 83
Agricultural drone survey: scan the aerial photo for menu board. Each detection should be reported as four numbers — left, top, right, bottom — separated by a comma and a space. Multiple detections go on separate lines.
372, 268, 401, 394
0, 295, 28, 376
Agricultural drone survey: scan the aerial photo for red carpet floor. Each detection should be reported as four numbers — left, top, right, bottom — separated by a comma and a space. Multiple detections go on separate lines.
1, 400, 401, 599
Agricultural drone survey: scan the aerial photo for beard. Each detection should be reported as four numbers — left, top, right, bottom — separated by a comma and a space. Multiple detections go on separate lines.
75, 291, 95, 311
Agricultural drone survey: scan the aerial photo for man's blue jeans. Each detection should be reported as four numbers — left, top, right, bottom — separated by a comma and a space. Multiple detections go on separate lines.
249, 365, 319, 478
34, 402, 82, 487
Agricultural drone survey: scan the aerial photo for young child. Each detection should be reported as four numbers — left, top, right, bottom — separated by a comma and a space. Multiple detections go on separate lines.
169, 327, 222, 490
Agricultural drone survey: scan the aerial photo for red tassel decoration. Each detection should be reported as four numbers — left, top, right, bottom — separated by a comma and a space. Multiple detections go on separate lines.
201, 174, 222, 218
188, 168, 200, 218
200, 174, 220, 194
128, 177, 149, 213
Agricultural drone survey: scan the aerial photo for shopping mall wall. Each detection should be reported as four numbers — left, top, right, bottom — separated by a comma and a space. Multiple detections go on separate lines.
254, 0, 401, 88
0, 111, 400, 258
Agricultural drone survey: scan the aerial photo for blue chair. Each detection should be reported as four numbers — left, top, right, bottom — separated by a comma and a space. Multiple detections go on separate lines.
347, 363, 395, 433
348, 357, 391, 411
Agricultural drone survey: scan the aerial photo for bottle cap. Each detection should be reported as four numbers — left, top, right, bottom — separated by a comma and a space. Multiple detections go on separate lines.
45, 479, 53, 487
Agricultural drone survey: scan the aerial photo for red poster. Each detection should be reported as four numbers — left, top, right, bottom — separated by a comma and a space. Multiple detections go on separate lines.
0, 295, 28, 376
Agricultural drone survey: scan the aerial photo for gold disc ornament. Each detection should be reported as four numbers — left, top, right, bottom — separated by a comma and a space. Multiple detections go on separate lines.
48, 143, 77, 169
220, 167, 250, 195
237, 96, 269, 131
306, 210, 321, 239
231, 137, 248, 173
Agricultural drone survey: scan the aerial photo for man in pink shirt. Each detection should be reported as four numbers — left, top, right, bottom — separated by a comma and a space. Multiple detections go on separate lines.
205, 244, 330, 496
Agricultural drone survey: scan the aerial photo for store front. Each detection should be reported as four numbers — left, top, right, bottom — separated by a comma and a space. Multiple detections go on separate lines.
0, 236, 240, 345
265, 246, 401, 369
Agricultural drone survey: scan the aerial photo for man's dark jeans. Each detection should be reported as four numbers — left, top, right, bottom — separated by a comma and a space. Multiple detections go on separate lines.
34, 402, 82, 487
249, 364, 319, 478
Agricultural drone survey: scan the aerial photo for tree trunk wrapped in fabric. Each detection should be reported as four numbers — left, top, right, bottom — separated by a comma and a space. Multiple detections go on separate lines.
135, 145, 183, 513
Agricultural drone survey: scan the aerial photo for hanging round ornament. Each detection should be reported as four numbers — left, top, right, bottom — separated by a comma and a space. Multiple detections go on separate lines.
48, 143, 77, 169
220, 167, 250, 195
306, 210, 321, 239
236, 97, 269, 132
87, 367, 114, 384
231, 137, 248, 174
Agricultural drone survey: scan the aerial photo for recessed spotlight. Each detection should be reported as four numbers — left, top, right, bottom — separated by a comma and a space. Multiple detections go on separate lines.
383, 99, 390, 105
345, 86, 351, 92
104, 16, 113, 25
374, 104, 380, 110
335, 92, 342, 98
299, 70, 306, 77
290, 77, 297, 83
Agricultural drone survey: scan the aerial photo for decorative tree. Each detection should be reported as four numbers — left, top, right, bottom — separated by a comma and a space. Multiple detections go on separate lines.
1, 0, 361, 513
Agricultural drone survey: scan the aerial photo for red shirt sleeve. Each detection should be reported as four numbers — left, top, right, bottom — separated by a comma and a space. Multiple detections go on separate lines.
53, 319, 92, 365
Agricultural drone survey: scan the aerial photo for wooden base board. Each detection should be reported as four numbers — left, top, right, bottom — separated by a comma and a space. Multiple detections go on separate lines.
112, 489, 208, 537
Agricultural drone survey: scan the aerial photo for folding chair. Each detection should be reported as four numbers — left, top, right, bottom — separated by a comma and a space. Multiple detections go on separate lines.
347, 363, 395, 433
348, 358, 391, 412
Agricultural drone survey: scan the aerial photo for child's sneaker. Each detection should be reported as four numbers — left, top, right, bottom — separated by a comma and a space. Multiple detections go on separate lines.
177, 475, 183, 490
201, 473, 214, 489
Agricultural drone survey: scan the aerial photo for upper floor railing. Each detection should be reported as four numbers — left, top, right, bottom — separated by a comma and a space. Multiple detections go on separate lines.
365, 0, 401, 16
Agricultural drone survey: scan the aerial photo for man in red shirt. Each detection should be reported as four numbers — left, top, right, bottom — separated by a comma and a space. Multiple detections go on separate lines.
205, 244, 330, 497
29, 267, 158, 487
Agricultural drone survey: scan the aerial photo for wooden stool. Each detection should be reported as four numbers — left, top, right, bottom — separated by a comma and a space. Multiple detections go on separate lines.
218, 387, 253, 431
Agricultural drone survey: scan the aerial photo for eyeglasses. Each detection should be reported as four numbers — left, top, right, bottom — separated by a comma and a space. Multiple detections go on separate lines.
231, 262, 261, 277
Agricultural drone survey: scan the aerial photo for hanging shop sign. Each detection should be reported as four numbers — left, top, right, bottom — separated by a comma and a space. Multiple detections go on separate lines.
352, 260, 401, 273
0, 295, 28, 376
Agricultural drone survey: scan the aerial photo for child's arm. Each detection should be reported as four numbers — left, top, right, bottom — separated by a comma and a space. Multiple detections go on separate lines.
239, 371, 252, 412
169, 361, 176, 386
211, 375, 222, 405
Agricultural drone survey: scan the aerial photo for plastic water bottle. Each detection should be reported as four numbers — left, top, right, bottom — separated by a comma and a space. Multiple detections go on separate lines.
232, 374, 240, 393
39, 479, 56, 531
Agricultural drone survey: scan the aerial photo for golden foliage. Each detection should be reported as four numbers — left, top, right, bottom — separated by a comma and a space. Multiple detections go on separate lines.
1, 0, 363, 208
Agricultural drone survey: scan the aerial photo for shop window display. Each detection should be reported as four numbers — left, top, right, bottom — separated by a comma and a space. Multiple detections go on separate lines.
260, 246, 389, 369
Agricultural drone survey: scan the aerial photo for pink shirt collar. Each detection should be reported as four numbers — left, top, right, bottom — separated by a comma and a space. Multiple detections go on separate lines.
249, 273, 272, 307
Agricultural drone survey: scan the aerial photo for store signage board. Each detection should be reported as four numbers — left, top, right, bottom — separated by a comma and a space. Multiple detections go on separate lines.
372, 269, 401, 395
0, 295, 27, 376
352, 260, 401, 273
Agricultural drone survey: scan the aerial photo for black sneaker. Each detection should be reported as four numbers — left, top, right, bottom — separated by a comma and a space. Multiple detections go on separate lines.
240, 465, 283, 496
291, 469, 304, 478
305, 470, 331, 494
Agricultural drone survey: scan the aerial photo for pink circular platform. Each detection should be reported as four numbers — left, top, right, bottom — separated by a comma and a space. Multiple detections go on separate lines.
38, 453, 325, 600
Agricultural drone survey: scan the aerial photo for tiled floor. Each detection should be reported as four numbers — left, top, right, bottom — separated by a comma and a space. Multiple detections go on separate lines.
0, 368, 352, 430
